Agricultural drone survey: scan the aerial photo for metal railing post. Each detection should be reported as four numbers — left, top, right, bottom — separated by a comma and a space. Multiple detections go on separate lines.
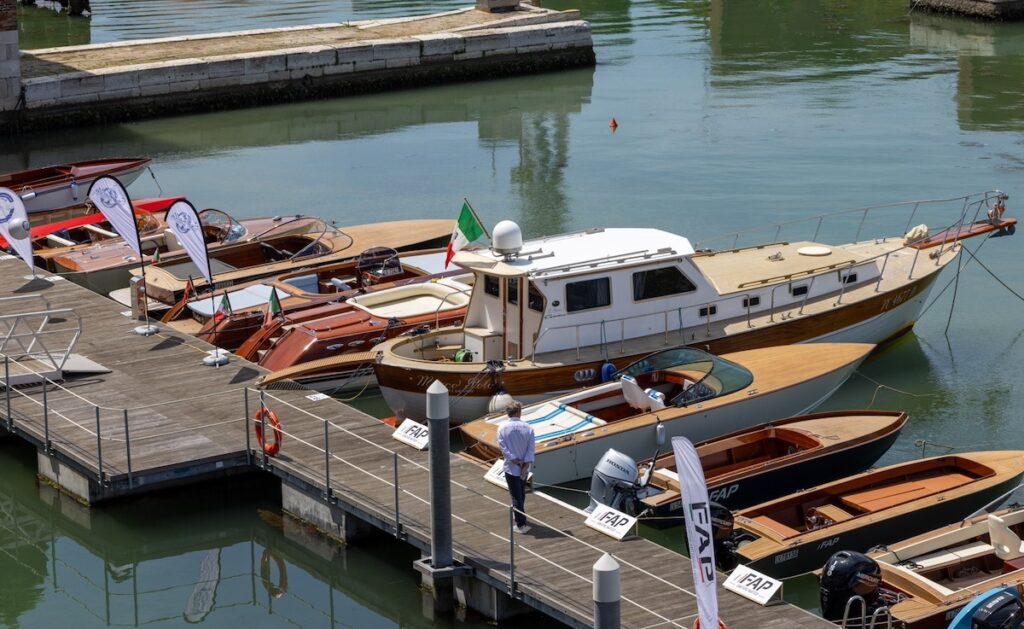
43, 378, 49, 451
95, 406, 103, 483
243, 388, 251, 466
854, 207, 869, 242
258, 391, 267, 469
123, 409, 133, 486
3, 355, 10, 430
427, 381, 453, 570
393, 451, 401, 539
509, 506, 516, 596
812, 215, 824, 241
876, 253, 890, 292
323, 418, 331, 502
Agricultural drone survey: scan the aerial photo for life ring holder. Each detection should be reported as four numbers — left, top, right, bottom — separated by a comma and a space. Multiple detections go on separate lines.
260, 548, 288, 599
254, 406, 283, 457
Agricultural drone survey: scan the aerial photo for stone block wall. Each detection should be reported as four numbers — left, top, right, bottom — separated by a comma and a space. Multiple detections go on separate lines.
0, 0, 18, 112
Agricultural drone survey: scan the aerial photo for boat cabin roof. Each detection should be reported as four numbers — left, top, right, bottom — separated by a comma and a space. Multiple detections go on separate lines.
452, 228, 695, 279
692, 241, 872, 295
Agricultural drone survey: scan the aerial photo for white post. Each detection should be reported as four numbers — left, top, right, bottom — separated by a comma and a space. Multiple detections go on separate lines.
0, 0, 18, 114
593, 553, 620, 629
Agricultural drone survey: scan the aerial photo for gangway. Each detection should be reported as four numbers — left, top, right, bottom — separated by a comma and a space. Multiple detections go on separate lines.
0, 294, 83, 386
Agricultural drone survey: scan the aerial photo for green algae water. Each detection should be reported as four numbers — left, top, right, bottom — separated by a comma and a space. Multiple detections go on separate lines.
10, 0, 1024, 625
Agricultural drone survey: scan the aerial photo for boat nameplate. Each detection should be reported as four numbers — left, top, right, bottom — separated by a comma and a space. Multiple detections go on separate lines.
723, 564, 782, 606
392, 418, 429, 450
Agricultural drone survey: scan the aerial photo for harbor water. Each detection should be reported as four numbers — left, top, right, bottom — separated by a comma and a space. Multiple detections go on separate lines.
8, 0, 1024, 625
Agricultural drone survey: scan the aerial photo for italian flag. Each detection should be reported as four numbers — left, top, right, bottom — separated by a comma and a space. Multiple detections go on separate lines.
445, 202, 485, 268
213, 292, 232, 322
264, 286, 282, 327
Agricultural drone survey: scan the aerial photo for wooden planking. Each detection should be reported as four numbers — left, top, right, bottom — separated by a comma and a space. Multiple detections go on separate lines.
0, 258, 832, 628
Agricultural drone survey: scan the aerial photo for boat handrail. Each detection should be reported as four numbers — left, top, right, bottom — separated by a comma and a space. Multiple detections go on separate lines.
694, 190, 1006, 252
433, 285, 473, 329
957, 481, 1024, 527
530, 247, 684, 278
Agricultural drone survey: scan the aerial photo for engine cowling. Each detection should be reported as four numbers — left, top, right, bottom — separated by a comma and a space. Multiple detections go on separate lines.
587, 449, 639, 513
970, 589, 1024, 629
819, 550, 882, 621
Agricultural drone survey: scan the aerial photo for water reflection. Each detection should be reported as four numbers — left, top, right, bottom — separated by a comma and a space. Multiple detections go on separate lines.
17, 3, 91, 49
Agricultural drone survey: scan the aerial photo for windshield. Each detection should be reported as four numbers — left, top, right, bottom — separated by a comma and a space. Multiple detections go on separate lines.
618, 347, 753, 407
197, 208, 246, 242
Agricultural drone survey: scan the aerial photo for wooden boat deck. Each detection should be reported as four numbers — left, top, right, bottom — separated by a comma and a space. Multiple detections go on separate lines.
0, 257, 832, 628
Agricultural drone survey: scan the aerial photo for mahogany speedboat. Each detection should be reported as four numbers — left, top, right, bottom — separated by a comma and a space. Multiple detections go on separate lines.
459, 343, 873, 478
373, 192, 1015, 423
718, 451, 1024, 579
1, 158, 151, 214
819, 507, 1024, 629
165, 248, 457, 343
584, 410, 907, 525
256, 274, 475, 392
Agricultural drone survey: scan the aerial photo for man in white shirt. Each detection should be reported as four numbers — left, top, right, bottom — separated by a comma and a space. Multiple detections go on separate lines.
496, 400, 535, 534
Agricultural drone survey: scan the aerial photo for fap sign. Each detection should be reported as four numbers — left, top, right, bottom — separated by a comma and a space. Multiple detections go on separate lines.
483, 459, 533, 489
392, 418, 429, 450
584, 504, 637, 540
723, 564, 783, 606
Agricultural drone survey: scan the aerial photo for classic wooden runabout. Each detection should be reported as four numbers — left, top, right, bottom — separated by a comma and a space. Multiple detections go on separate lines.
0, 158, 151, 213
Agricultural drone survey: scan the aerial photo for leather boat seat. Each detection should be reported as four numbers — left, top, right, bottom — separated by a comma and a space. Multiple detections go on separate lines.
164, 230, 184, 252
989, 514, 1024, 560
621, 375, 651, 411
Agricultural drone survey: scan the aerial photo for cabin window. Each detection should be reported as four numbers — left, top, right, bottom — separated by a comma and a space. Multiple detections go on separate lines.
742, 296, 760, 308
790, 284, 808, 297
699, 305, 717, 318
507, 277, 519, 305
528, 284, 545, 312
841, 272, 858, 285
632, 266, 697, 301
484, 275, 500, 298
566, 278, 611, 312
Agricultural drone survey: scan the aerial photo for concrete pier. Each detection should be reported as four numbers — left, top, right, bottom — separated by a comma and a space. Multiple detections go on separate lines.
0, 0, 18, 113
910, 0, 1024, 20
4, 4, 594, 132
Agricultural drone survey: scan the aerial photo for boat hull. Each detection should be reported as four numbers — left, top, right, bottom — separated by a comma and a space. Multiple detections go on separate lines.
21, 161, 148, 214
377, 272, 936, 423
739, 473, 1024, 579
642, 421, 903, 527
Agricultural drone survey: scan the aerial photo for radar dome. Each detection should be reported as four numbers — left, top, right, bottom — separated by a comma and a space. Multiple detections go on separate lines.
491, 220, 523, 260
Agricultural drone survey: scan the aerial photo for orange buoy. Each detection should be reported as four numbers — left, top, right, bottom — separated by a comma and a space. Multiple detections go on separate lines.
609, 117, 618, 129
382, 415, 398, 428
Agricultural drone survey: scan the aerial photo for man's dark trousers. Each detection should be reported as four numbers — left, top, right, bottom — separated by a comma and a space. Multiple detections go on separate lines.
505, 472, 527, 527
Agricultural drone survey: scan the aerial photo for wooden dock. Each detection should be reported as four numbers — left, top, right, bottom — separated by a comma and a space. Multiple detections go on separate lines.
0, 256, 833, 628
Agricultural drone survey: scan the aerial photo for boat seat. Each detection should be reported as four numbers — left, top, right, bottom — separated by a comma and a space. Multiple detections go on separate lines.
330, 277, 355, 291
84, 224, 118, 239
911, 541, 995, 570
750, 515, 801, 539
621, 375, 651, 411
808, 504, 855, 524
644, 388, 666, 410
989, 514, 1024, 560
164, 230, 183, 252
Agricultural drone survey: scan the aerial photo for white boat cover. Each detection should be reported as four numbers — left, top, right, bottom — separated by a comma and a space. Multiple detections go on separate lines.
493, 401, 607, 443
188, 284, 275, 316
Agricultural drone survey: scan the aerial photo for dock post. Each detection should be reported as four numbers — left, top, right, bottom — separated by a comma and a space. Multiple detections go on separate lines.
393, 451, 401, 539
0, 0, 20, 117
95, 406, 103, 482
323, 418, 331, 502
3, 355, 10, 429
412, 380, 470, 614
593, 553, 621, 629
42, 378, 49, 450
123, 409, 132, 486
243, 388, 251, 466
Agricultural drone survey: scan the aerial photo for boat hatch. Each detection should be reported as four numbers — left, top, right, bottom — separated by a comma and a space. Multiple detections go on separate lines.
485, 400, 606, 443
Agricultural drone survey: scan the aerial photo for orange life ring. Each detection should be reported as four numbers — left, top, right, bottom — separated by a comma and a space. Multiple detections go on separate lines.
254, 406, 283, 456
260, 548, 287, 599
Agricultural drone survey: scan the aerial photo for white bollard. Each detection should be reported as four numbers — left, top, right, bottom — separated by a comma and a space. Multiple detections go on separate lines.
593, 553, 620, 629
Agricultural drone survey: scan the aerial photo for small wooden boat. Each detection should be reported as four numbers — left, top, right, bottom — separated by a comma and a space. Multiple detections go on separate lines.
166, 248, 458, 345
256, 275, 475, 392
459, 342, 874, 477
586, 411, 907, 526
374, 192, 1015, 423
819, 507, 1024, 628
719, 451, 1024, 579
0, 158, 152, 214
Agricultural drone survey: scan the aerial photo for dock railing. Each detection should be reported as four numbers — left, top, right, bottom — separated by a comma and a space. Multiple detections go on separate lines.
253, 387, 696, 628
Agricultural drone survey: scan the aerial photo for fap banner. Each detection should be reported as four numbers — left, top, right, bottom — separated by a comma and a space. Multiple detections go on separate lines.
88, 176, 142, 258
0, 187, 34, 272
672, 436, 720, 629
164, 200, 213, 284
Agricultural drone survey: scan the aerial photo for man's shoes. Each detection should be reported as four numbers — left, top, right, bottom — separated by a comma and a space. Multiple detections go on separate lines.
513, 524, 531, 535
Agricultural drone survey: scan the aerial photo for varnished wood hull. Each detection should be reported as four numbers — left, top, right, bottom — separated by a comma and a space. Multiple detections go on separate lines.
1, 158, 151, 214
377, 271, 938, 422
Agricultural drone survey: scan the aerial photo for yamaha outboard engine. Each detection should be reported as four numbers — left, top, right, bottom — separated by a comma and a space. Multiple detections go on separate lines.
948, 586, 1024, 629
819, 550, 882, 622
588, 449, 640, 514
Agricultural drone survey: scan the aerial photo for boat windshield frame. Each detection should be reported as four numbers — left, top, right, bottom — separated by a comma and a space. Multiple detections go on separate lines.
617, 346, 754, 407
247, 216, 348, 259
195, 208, 247, 243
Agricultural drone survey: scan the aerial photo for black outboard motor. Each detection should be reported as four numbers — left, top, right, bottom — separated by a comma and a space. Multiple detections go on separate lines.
819, 550, 882, 622
970, 589, 1024, 629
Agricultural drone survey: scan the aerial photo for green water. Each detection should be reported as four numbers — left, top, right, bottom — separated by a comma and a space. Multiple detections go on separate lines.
9, 0, 1024, 625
